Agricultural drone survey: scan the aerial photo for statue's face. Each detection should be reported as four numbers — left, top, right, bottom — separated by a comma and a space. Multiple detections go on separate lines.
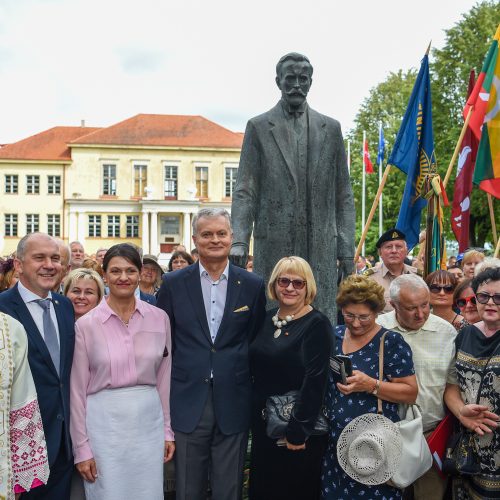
276, 60, 312, 108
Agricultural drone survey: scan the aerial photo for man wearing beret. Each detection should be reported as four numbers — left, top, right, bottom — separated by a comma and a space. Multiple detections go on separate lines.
364, 228, 418, 312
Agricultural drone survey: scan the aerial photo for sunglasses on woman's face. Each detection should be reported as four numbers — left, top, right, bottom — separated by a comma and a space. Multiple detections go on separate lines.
429, 284, 454, 294
276, 277, 307, 290
475, 292, 500, 305
455, 295, 477, 309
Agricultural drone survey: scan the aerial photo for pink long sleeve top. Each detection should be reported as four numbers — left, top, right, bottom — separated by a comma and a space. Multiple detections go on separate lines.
70, 297, 174, 464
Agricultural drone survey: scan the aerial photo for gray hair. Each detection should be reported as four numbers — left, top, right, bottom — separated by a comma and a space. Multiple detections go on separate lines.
389, 274, 429, 303
54, 239, 71, 267
17, 232, 55, 261
70, 241, 84, 249
191, 208, 232, 235
474, 257, 500, 276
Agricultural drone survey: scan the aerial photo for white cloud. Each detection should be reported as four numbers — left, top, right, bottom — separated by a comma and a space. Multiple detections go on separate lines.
0, 0, 480, 143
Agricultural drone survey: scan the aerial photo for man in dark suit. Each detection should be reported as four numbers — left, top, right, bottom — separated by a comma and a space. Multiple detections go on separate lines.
0, 232, 75, 499
230, 52, 355, 324
157, 208, 266, 500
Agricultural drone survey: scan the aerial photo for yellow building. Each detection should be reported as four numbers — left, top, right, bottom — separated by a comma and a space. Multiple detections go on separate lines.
0, 114, 242, 256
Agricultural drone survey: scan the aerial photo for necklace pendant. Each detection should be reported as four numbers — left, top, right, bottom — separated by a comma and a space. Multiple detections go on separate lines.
274, 329, 282, 338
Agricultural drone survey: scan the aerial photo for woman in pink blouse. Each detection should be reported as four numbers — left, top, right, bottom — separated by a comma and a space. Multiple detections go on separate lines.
70, 244, 175, 500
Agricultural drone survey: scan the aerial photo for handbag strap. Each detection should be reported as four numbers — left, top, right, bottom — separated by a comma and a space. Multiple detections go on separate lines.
377, 330, 388, 415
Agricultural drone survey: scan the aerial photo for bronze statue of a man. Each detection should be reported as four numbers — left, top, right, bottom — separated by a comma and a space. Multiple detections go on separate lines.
230, 52, 355, 323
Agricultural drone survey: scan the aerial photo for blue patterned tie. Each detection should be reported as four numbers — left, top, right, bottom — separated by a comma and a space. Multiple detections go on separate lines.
36, 298, 60, 376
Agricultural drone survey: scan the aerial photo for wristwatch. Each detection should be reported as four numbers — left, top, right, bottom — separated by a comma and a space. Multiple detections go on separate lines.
370, 379, 381, 396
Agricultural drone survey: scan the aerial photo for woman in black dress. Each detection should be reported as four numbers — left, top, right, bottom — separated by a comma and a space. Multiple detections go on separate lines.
444, 266, 500, 499
249, 256, 332, 500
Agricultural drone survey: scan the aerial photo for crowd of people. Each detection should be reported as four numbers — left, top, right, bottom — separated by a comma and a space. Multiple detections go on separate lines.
1, 210, 500, 500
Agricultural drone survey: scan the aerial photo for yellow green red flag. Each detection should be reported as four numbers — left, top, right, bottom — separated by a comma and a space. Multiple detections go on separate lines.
471, 24, 500, 198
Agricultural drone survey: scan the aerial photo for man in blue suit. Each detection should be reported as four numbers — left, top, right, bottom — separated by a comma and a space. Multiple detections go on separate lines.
157, 208, 266, 500
0, 233, 75, 499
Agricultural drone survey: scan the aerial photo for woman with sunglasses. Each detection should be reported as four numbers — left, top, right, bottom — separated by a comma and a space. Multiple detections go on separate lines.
425, 270, 465, 331
453, 278, 481, 325
444, 266, 500, 498
249, 256, 332, 500
321, 275, 417, 500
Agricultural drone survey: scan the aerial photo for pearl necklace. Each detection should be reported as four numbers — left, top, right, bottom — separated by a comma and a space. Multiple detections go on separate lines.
272, 310, 295, 338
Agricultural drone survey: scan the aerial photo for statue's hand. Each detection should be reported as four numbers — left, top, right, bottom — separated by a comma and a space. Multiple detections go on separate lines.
229, 243, 249, 269
338, 258, 355, 284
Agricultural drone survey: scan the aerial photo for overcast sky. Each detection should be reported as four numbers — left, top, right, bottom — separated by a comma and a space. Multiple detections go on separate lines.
0, 0, 482, 144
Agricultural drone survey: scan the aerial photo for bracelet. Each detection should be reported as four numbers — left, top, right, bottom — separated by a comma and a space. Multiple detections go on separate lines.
370, 379, 381, 396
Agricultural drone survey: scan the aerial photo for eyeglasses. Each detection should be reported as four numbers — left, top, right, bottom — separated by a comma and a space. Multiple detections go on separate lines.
475, 292, 500, 305
429, 284, 454, 294
276, 277, 307, 290
342, 311, 373, 323
455, 295, 477, 308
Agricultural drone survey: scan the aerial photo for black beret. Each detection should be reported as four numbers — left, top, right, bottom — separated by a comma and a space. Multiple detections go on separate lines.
376, 228, 406, 249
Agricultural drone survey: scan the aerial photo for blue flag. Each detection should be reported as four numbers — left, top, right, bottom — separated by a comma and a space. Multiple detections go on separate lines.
388, 54, 436, 251
377, 125, 385, 164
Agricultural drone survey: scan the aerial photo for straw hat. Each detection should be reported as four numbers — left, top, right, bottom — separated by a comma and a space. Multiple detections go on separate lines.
337, 413, 402, 486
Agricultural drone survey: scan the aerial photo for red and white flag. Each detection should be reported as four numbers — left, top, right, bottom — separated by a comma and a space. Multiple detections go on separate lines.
363, 139, 374, 173
452, 70, 478, 252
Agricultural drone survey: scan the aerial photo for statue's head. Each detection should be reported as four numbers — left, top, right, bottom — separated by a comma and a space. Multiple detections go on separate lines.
275, 52, 313, 109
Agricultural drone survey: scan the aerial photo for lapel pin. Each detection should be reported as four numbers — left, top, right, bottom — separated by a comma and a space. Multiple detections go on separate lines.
237, 280, 241, 285
54, 300, 59, 305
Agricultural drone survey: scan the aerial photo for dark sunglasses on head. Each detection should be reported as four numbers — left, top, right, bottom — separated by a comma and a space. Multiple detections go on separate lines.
475, 292, 500, 305
429, 284, 454, 294
455, 295, 477, 308
276, 277, 307, 290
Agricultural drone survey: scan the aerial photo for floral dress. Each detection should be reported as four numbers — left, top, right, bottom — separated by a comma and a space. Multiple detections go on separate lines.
451, 325, 500, 499
321, 325, 415, 500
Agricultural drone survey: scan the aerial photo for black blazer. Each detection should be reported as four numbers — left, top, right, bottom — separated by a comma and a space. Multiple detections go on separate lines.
0, 284, 75, 465
156, 262, 266, 434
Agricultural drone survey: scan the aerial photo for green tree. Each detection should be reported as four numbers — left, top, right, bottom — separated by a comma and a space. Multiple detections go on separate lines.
432, 0, 500, 249
347, 69, 418, 257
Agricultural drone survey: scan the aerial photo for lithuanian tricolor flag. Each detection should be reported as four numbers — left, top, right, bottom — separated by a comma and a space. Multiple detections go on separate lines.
471, 24, 500, 198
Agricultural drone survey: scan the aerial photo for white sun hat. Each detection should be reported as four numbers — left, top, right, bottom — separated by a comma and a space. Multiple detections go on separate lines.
337, 413, 403, 486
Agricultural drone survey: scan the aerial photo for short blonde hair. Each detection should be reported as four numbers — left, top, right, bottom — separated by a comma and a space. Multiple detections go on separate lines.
267, 256, 317, 305
63, 268, 105, 302
462, 250, 485, 267
337, 275, 386, 313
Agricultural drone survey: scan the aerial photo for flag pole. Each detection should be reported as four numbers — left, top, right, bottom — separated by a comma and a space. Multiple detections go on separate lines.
362, 131, 366, 256
494, 234, 500, 258
488, 193, 498, 246
443, 107, 473, 188
378, 122, 383, 237
354, 164, 392, 263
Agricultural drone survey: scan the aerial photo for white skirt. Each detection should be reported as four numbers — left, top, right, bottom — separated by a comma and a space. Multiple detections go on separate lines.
84, 385, 164, 500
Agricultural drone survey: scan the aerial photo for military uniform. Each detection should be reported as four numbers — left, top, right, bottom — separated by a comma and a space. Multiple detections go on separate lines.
364, 262, 418, 312
364, 228, 419, 313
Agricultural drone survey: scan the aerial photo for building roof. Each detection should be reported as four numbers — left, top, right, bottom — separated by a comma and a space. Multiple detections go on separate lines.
0, 126, 102, 161
69, 114, 243, 149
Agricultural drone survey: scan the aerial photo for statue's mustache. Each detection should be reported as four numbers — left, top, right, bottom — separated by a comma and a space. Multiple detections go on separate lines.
286, 89, 306, 97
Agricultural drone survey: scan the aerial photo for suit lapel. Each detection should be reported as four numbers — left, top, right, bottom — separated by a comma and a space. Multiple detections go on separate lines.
184, 264, 212, 344
11, 286, 59, 377
216, 264, 243, 343
308, 108, 327, 186
269, 104, 297, 187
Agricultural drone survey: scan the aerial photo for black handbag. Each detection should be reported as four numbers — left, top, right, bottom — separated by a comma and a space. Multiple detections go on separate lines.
442, 429, 480, 476
263, 390, 328, 440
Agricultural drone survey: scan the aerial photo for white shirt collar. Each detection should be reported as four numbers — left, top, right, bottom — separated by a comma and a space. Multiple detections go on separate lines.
17, 281, 53, 303
199, 260, 229, 281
